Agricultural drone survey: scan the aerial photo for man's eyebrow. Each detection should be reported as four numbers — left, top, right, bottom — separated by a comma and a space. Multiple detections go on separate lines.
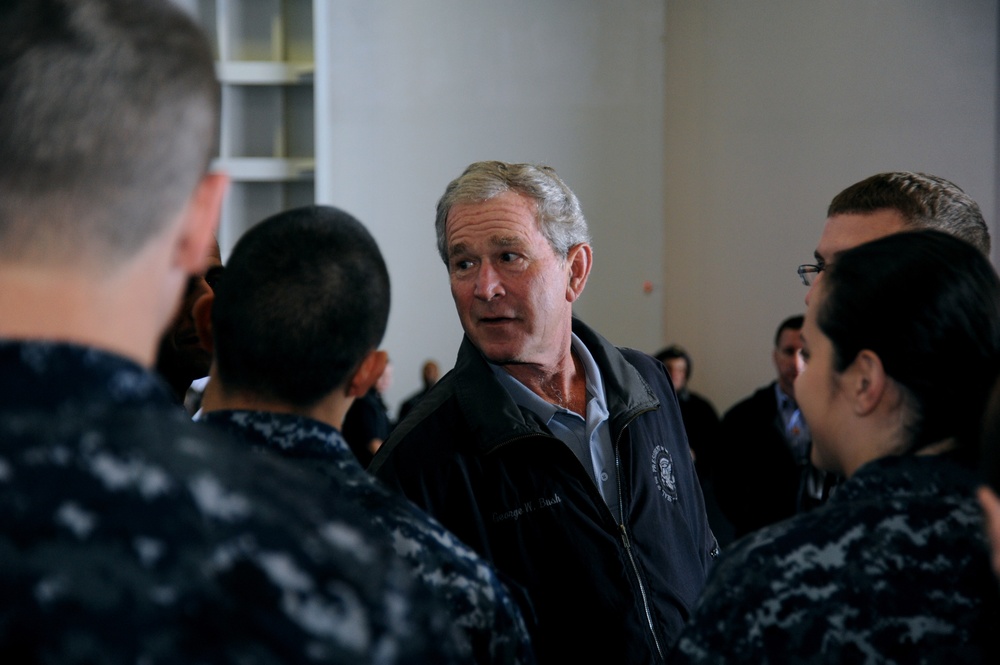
491, 234, 522, 248
449, 235, 523, 257
814, 249, 825, 264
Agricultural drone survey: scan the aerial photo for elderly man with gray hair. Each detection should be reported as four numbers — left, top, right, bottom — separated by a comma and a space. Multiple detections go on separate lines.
371, 160, 718, 664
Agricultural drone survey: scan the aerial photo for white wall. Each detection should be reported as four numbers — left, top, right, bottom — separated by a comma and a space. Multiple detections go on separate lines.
305, 0, 997, 417
663, 0, 998, 414
319, 1, 667, 415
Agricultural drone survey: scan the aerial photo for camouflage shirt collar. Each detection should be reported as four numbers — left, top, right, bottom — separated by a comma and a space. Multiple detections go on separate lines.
202, 409, 354, 462
0, 340, 172, 410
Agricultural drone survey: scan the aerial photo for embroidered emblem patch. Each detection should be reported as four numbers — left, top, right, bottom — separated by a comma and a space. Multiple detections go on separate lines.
651, 446, 678, 502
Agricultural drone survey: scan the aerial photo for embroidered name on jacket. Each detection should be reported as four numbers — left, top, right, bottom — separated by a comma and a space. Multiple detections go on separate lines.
492, 494, 563, 523
651, 446, 678, 502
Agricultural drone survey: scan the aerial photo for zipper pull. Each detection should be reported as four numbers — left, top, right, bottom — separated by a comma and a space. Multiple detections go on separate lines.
619, 523, 631, 549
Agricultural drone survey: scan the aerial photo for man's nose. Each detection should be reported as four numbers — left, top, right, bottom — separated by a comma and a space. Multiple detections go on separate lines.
804, 272, 824, 306
473, 262, 503, 300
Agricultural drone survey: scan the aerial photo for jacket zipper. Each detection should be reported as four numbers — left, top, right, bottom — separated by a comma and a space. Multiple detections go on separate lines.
615, 409, 665, 662
492, 411, 667, 661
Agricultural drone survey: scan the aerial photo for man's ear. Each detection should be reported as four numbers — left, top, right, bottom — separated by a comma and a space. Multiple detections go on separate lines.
978, 487, 1000, 580
348, 349, 389, 398
565, 243, 592, 303
192, 291, 215, 354
175, 172, 229, 274
846, 349, 887, 416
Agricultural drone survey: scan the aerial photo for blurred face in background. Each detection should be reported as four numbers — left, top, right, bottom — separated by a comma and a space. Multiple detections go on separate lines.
774, 327, 805, 398
665, 357, 688, 393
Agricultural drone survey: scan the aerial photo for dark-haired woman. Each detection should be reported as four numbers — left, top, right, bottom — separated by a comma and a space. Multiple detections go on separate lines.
670, 230, 1000, 663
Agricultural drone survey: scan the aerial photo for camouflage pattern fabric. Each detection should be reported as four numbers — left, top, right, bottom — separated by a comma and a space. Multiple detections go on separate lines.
204, 409, 537, 665
671, 453, 1000, 664
0, 341, 456, 664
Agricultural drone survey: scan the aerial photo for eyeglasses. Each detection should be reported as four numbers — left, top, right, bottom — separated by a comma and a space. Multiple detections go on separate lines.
796, 264, 824, 287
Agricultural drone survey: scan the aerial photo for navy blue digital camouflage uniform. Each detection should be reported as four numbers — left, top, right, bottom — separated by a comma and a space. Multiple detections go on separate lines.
0, 341, 457, 664
670, 453, 1000, 664
203, 408, 537, 665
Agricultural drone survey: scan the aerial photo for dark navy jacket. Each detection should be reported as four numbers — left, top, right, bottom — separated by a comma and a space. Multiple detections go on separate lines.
371, 319, 718, 664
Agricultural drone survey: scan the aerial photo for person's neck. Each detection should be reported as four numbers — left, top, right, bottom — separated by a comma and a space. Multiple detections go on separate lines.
501, 345, 587, 417
201, 368, 352, 430
0, 253, 182, 368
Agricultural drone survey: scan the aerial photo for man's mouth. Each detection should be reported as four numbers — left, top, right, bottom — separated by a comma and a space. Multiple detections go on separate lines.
478, 315, 514, 325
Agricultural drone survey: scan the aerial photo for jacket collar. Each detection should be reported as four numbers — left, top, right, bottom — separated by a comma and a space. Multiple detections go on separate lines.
453, 318, 660, 455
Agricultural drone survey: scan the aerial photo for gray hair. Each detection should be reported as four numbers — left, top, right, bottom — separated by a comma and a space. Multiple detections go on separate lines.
435, 161, 591, 264
827, 172, 990, 255
0, 0, 220, 270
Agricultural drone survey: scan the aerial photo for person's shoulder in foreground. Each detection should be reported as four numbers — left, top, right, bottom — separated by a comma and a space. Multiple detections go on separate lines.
0, 341, 454, 664
670, 453, 997, 663
0, 0, 455, 661
206, 407, 535, 665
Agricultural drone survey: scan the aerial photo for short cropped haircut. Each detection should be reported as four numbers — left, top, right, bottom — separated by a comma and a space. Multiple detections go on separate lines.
435, 161, 591, 264
819, 230, 1000, 458
774, 315, 804, 348
654, 345, 693, 381
212, 206, 391, 408
827, 172, 990, 255
0, 0, 219, 268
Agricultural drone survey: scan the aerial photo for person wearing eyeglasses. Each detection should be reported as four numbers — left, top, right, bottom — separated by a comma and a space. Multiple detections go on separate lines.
672, 231, 1000, 663
797, 171, 990, 305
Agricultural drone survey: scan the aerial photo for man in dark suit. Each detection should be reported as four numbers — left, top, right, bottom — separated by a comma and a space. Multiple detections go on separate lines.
714, 315, 834, 538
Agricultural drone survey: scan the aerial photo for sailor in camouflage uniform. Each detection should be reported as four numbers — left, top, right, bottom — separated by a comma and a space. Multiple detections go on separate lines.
0, 2, 455, 662
0, 344, 455, 663
196, 205, 536, 664
671, 232, 1000, 663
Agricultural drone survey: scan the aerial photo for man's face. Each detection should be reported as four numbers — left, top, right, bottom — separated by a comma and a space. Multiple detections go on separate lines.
665, 358, 688, 392
157, 240, 223, 381
445, 191, 577, 367
795, 284, 847, 473
773, 327, 805, 398
806, 209, 907, 305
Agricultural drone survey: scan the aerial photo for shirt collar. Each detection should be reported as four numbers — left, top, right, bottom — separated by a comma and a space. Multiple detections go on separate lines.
203, 409, 355, 461
490, 333, 608, 424
774, 382, 796, 411
0, 339, 173, 410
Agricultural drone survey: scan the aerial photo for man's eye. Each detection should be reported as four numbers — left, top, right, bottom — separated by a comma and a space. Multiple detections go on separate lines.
500, 252, 518, 262
204, 266, 225, 292
452, 260, 473, 271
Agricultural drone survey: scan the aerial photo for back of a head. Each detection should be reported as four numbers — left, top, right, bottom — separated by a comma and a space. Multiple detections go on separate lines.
819, 230, 1000, 457
0, 0, 219, 270
827, 172, 990, 255
434, 160, 591, 264
212, 205, 391, 408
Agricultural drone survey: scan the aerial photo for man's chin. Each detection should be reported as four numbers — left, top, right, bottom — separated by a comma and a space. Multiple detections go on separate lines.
472, 340, 522, 366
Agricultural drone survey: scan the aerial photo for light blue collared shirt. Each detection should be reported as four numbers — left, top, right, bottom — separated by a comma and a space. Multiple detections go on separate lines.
491, 334, 619, 522
775, 383, 810, 463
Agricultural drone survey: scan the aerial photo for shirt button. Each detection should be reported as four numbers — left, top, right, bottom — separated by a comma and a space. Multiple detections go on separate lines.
600, 471, 609, 482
